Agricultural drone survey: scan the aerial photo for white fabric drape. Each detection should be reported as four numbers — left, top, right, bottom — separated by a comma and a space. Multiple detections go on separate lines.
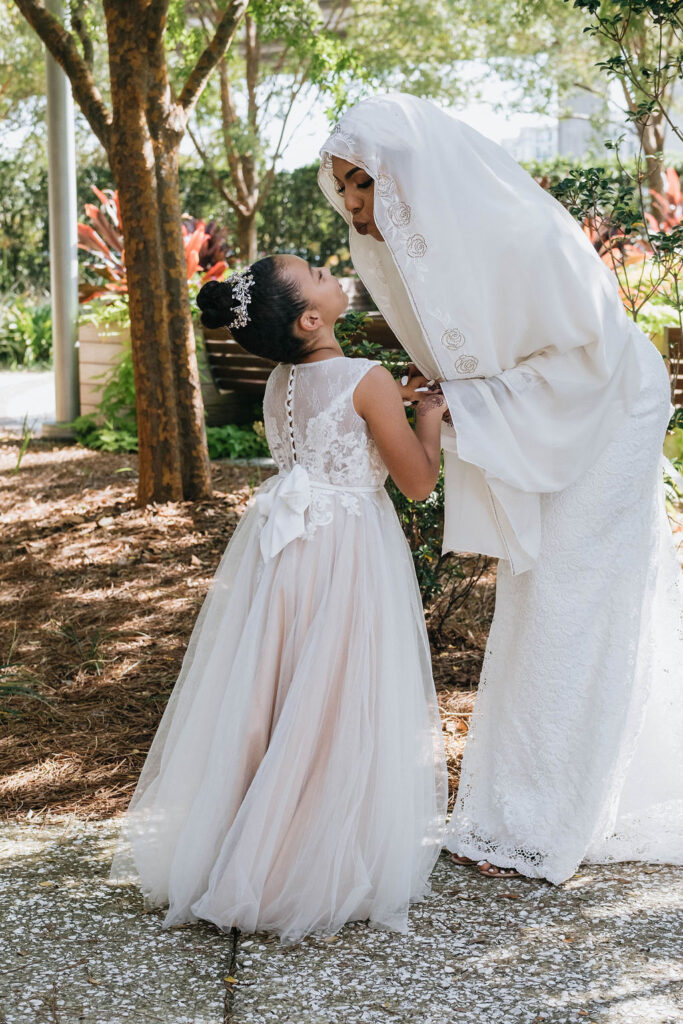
318, 93, 647, 573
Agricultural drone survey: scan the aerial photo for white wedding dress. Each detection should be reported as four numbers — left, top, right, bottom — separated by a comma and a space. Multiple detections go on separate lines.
109, 355, 447, 942
445, 330, 683, 882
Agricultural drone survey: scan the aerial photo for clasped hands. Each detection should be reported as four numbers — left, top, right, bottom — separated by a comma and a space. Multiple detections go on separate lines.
396, 364, 452, 425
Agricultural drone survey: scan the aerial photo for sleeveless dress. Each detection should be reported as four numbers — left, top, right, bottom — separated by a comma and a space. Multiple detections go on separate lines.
109, 355, 447, 943
444, 329, 683, 882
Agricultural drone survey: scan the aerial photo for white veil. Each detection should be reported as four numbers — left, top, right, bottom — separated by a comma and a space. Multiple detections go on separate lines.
318, 93, 645, 573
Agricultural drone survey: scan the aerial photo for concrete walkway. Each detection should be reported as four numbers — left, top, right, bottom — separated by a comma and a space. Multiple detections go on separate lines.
0, 369, 56, 436
1, 818, 681, 1024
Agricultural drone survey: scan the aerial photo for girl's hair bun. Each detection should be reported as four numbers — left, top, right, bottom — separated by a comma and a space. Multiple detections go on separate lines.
195, 257, 311, 364
196, 279, 231, 329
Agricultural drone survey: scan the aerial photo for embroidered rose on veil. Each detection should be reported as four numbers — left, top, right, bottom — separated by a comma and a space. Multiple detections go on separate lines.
376, 173, 395, 197
455, 354, 479, 374
406, 234, 428, 258
388, 201, 412, 227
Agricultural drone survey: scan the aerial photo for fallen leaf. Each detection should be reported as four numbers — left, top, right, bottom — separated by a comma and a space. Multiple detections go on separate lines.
224, 976, 238, 984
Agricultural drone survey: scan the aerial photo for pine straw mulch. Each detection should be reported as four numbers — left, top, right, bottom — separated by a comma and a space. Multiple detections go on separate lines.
0, 436, 496, 823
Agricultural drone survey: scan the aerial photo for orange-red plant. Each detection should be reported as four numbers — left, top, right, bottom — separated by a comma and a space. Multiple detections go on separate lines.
78, 187, 227, 302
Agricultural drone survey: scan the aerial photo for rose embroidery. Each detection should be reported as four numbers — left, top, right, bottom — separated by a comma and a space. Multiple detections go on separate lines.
388, 201, 412, 227
406, 234, 427, 258
376, 173, 395, 197
441, 328, 465, 351
455, 354, 479, 374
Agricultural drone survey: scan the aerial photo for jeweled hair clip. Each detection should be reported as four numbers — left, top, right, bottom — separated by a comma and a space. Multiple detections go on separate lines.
228, 268, 255, 330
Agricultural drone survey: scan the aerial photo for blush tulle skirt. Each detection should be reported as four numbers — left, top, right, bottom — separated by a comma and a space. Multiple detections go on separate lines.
109, 487, 447, 943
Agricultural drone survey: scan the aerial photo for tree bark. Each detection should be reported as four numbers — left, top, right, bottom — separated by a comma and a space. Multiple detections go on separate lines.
638, 114, 668, 199
236, 208, 258, 264
155, 144, 213, 498
104, 0, 184, 502
15, 0, 247, 504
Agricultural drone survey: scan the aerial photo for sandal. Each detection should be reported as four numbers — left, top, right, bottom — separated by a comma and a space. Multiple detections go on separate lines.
449, 854, 479, 867
476, 860, 522, 878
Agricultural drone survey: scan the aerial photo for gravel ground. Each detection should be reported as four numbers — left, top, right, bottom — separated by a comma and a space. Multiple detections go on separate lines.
1, 818, 682, 1024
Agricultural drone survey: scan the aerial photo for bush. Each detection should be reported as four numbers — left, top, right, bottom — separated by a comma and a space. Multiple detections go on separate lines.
71, 342, 137, 452
206, 423, 270, 460
0, 296, 52, 367
335, 313, 471, 610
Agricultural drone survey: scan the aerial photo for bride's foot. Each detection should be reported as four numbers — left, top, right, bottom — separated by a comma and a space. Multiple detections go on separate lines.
449, 854, 478, 866
476, 860, 522, 878
449, 853, 522, 878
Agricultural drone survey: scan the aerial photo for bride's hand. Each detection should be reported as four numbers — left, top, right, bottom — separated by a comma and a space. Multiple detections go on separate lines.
396, 368, 432, 404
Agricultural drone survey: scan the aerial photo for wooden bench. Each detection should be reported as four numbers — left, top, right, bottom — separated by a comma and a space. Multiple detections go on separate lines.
200, 299, 683, 427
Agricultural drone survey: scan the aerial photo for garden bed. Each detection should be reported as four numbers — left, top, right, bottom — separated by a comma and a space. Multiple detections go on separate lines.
0, 436, 495, 821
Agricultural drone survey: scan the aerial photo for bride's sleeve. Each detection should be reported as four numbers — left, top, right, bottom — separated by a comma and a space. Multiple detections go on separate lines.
440, 326, 644, 497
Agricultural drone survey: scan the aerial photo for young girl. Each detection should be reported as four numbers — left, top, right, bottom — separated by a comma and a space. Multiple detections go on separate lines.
109, 253, 449, 944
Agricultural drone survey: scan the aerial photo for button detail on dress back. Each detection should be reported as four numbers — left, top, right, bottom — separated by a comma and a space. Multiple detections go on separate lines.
286, 364, 297, 463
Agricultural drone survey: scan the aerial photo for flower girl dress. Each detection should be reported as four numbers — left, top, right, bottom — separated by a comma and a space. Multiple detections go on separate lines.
109, 355, 447, 943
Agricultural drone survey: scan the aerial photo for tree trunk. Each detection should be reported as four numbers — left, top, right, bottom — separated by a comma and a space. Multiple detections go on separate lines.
638, 113, 669, 205
105, 5, 185, 503
237, 207, 258, 263
155, 144, 213, 499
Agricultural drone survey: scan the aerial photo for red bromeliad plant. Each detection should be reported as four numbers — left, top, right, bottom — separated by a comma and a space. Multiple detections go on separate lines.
78, 187, 228, 302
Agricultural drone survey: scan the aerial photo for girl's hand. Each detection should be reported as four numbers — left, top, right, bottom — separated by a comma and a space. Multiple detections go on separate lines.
415, 388, 449, 419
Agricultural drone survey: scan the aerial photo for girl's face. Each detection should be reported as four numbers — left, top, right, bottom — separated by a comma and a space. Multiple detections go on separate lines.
330, 157, 384, 242
278, 255, 349, 326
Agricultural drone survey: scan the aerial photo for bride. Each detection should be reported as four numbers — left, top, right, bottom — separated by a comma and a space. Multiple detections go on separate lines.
318, 93, 683, 883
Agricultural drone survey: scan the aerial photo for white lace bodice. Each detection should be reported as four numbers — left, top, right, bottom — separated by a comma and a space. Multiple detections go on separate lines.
263, 357, 388, 488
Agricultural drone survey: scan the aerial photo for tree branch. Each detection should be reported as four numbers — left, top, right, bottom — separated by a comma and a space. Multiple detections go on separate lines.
187, 122, 250, 217
146, 0, 170, 62
69, 0, 94, 70
177, 0, 248, 119
13, 0, 111, 149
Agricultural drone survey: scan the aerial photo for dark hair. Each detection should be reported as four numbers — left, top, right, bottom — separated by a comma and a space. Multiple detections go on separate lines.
196, 256, 311, 364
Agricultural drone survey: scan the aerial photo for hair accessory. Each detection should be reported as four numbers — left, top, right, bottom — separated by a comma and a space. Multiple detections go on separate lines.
228, 268, 255, 330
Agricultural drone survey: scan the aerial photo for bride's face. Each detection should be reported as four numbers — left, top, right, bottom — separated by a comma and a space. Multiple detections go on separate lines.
330, 156, 384, 243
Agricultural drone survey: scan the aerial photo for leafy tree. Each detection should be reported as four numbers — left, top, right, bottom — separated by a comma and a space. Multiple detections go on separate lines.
13, 0, 248, 505
566, 0, 683, 194
186, 0, 483, 261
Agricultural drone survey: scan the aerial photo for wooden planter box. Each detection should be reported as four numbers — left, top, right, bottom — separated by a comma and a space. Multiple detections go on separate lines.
77, 320, 247, 427
77, 321, 129, 418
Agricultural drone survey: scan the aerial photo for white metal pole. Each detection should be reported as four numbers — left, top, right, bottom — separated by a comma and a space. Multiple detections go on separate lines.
42, 0, 79, 438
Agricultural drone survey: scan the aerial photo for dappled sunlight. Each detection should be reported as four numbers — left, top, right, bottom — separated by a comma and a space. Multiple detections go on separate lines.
0, 437, 492, 819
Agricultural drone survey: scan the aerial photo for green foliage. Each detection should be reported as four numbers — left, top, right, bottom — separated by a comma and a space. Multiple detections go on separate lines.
71, 342, 138, 453
0, 295, 52, 367
206, 423, 271, 460
0, 156, 49, 293
79, 295, 131, 329
258, 163, 352, 268
335, 311, 463, 605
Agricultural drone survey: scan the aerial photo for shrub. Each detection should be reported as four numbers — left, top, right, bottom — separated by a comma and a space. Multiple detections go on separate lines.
0, 296, 52, 367
71, 342, 137, 452
206, 423, 270, 460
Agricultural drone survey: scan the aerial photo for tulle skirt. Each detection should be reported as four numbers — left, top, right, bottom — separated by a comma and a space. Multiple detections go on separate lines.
109, 486, 447, 943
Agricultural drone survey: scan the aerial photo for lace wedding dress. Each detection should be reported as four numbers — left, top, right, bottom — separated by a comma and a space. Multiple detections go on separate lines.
109, 355, 447, 942
444, 330, 683, 882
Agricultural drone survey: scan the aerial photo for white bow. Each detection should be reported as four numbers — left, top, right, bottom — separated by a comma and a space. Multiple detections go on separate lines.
252, 464, 312, 560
